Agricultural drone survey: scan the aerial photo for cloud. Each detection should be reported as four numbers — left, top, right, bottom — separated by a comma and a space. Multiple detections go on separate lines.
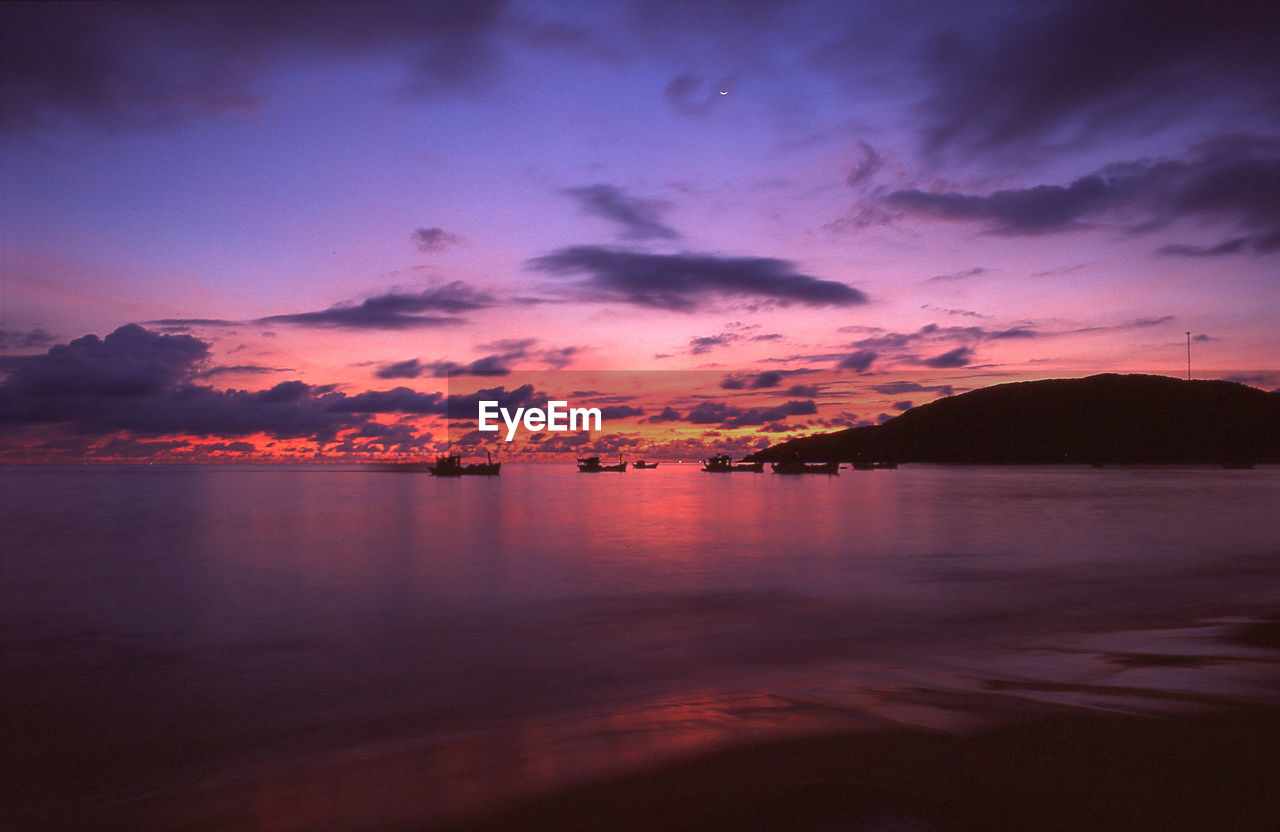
920, 1, 1280, 155
836, 350, 877, 372
885, 175, 1114, 234
375, 359, 427, 380
1, 324, 208, 399
259, 282, 495, 329
144, 318, 241, 330
748, 371, 784, 389
849, 323, 1038, 351
0, 327, 359, 440
1158, 234, 1280, 258
0, 1, 507, 131
0, 325, 563, 454
424, 354, 514, 377
479, 337, 538, 353
921, 305, 991, 318
683, 398, 817, 428
412, 226, 463, 252
599, 405, 644, 420
691, 333, 739, 355
527, 246, 868, 311
378, 338, 577, 378
539, 346, 579, 370
884, 135, 1280, 252
845, 141, 882, 187
1123, 315, 1174, 328
719, 371, 786, 390
927, 267, 986, 282
562, 184, 678, 240
198, 364, 292, 378
664, 75, 735, 116
0, 328, 57, 350
645, 406, 682, 423
921, 346, 972, 368
871, 381, 954, 397
892, 400, 913, 411
332, 383, 544, 421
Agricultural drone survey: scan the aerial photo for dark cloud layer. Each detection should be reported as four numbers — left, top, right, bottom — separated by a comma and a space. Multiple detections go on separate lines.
0, 325, 551, 452
887, 134, 1280, 254
562, 184, 678, 240
527, 246, 867, 310
0, 327, 355, 440
0, 0, 506, 131
922, 0, 1280, 155
259, 282, 495, 329
2, 324, 208, 399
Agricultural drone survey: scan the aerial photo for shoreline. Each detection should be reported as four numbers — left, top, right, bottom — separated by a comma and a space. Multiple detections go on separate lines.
10, 699, 1277, 832
430, 703, 1280, 832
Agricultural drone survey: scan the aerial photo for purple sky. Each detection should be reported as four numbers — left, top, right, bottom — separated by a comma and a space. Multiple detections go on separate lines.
2, 1, 1278, 460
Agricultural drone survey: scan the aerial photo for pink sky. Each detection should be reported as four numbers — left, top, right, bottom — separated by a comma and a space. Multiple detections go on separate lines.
2, 2, 1277, 461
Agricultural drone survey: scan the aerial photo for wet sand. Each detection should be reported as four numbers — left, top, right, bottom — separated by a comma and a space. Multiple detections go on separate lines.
9, 699, 1277, 832
8, 615, 1280, 832
431, 704, 1280, 832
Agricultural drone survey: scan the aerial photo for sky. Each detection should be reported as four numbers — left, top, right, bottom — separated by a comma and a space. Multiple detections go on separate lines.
1, 0, 1278, 462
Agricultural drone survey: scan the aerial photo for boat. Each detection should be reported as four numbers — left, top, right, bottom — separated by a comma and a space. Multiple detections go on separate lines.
632, 460, 659, 469
771, 459, 839, 475
578, 456, 627, 472
702, 454, 764, 473
852, 460, 898, 470
426, 452, 501, 476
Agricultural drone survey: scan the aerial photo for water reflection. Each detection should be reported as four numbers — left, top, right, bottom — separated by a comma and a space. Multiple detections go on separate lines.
2, 464, 1279, 830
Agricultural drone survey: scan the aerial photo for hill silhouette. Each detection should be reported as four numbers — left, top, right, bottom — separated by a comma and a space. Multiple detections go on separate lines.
752, 374, 1280, 465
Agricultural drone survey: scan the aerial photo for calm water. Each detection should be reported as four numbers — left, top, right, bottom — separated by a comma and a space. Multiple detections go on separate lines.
4, 463, 1280, 830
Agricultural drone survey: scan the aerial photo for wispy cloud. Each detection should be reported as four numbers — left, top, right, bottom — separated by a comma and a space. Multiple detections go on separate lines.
375, 338, 577, 378
412, 226, 463, 252
259, 282, 494, 330
562, 184, 678, 240
0, 328, 57, 350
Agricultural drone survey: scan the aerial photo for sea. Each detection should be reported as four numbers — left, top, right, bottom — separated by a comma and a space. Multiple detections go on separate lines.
3, 463, 1280, 831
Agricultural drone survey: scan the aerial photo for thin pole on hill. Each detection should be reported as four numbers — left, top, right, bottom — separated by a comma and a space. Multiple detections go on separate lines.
1186, 331, 1191, 380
